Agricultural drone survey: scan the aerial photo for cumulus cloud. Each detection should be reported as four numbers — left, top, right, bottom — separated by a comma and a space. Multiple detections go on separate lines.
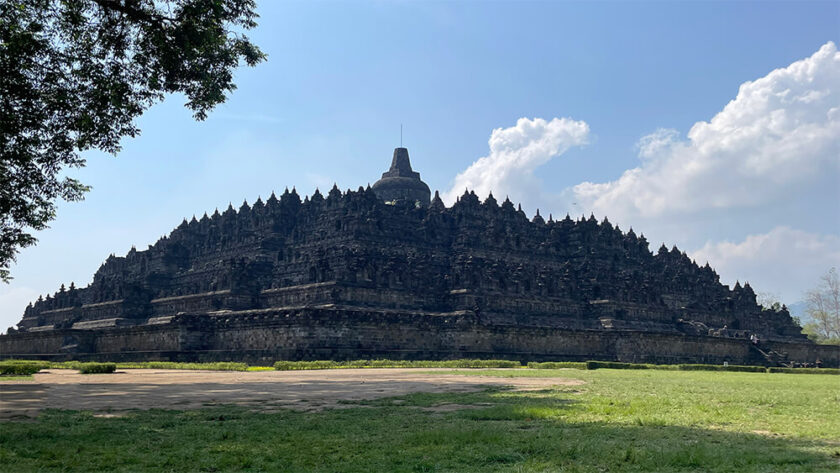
446, 43, 840, 303
573, 41, 840, 220
690, 227, 840, 302
444, 117, 589, 206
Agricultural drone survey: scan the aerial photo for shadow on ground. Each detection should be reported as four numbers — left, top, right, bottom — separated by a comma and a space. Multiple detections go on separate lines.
0, 388, 837, 472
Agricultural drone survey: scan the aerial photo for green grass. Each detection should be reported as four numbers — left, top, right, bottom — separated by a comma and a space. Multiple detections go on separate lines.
1, 369, 838, 472
273, 359, 521, 370
4, 358, 837, 375
0, 375, 34, 381
113, 361, 249, 371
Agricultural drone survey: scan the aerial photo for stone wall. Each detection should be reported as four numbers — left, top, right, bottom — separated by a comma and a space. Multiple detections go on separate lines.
93, 325, 180, 355
0, 329, 74, 356
150, 291, 229, 316
16, 185, 809, 351
2, 307, 836, 367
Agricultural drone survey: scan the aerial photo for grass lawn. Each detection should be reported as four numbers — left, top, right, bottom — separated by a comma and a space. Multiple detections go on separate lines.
0, 375, 33, 381
1, 369, 838, 472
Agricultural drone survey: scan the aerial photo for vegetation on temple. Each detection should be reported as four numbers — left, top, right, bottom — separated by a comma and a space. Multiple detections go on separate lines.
0, 0, 265, 282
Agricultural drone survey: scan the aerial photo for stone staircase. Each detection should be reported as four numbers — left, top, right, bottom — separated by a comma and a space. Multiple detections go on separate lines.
750, 343, 789, 367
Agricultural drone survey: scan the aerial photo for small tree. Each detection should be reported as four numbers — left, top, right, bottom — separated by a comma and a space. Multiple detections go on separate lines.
803, 268, 840, 344
756, 291, 782, 311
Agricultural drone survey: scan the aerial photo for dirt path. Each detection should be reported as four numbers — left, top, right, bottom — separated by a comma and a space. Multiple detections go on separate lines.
0, 369, 582, 418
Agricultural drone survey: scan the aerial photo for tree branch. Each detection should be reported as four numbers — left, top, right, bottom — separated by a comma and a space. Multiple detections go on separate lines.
90, 0, 174, 25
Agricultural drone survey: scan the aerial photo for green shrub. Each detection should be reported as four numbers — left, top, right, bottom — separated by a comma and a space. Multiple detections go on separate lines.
48, 361, 88, 370
274, 360, 337, 370
115, 361, 248, 371
41, 361, 110, 373
767, 367, 840, 375
39, 361, 249, 372
273, 359, 521, 370
677, 364, 766, 373
585, 361, 653, 370
648, 364, 680, 370
78, 362, 116, 374
527, 361, 588, 370
0, 361, 47, 376
437, 359, 520, 369
0, 359, 51, 367
1, 359, 50, 371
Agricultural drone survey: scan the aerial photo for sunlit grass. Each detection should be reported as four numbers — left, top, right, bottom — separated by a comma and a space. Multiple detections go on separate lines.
1, 369, 838, 472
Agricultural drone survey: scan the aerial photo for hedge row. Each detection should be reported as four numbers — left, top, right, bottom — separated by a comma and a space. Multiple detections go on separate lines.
527, 361, 838, 374
767, 367, 840, 375
48, 361, 95, 370
115, 361, 248, 371
677, 364, 767, 373
0, 361, 48, 376
78, 363, 116, 374
586, 361, 674, 370
529, 361, 675, 370
527, 361, 588, 370
0, 360, 118, 375
43, 361, 247, 371
273, 359, 521, 370
3, 358, 837, 375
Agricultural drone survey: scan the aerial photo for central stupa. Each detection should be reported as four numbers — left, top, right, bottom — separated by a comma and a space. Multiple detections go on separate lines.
371, 147, 431, 205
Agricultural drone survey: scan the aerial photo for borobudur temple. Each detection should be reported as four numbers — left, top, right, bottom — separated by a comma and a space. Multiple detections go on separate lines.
1, 148, 837, 366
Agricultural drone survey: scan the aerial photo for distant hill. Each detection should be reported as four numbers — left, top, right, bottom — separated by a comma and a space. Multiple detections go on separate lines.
786, 301, 809, 323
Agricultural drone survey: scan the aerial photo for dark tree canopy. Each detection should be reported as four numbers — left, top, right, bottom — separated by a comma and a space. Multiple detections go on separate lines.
0, 0, 265, 281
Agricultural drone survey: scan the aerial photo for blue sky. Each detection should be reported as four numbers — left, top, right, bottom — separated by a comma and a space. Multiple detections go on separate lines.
2, 1, 839, 331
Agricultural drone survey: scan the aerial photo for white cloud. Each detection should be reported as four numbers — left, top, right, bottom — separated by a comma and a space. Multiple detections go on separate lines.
445, 43, 840, 304
444, 117, 589, 206
690, 227, 840, 303
573, 41, 840, 220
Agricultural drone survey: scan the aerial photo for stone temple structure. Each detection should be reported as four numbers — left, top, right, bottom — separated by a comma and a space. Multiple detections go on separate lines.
1, 148, 837, 366
372, 147, 431, 205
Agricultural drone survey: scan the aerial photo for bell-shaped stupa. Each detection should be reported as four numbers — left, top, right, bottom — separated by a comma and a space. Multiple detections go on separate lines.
372, 147, 431, 206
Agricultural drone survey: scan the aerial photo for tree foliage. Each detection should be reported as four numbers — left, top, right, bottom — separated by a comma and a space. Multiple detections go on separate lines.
0, 0, 265, 281
756, 291, 782, 312
803, 267, 840, 345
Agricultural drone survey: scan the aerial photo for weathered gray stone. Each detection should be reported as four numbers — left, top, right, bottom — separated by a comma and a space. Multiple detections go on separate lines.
2, 148, 834, 367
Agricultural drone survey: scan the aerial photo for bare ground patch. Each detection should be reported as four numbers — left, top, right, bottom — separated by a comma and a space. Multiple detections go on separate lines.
0, 368, 582, 417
